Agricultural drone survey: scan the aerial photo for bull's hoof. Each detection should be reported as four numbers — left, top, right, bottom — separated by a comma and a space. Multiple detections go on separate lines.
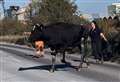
61, 59, 69, 64
50, 69, 55, 73
86, 62, 90, 66
96, 59, 104, 64
76, 63, 83, 71
100, 60, 104, 64
96, 59, 100, 63
77, 68, 81, 71
100, 58, 104, 64
76, 67, 81, 71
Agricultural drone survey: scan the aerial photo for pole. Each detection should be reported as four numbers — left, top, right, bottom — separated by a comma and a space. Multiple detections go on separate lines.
0, 0, 5, 17
0, 0, 5, 35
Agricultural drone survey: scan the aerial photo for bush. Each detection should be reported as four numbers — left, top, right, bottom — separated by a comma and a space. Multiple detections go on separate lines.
0, 35, 26, 44
0, 18, 29, 36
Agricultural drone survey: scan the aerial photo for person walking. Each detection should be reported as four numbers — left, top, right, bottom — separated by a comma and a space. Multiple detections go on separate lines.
90, 21, 108, 63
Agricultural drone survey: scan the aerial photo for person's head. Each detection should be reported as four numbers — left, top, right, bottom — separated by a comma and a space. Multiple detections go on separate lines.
91, 21, 98, 29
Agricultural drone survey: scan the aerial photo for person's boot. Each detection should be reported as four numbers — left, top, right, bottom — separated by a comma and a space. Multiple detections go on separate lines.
100, 57, 104, 64
96, 59, 100, 63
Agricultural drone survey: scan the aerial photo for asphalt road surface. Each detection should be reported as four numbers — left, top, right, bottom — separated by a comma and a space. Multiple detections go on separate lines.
0, 43, 120, 82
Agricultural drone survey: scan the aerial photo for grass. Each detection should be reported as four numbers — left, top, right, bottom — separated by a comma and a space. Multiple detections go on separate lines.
0, 35, 28, 44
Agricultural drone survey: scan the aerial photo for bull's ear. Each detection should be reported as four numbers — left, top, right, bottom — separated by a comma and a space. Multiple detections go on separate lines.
32, 25, 36, 31
40, 24, 44, 30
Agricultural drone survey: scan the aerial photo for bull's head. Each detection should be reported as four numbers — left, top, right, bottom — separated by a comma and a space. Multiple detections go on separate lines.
28, 23, 44, 43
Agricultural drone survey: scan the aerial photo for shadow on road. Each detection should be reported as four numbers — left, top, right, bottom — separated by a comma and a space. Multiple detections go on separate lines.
72, 58, 120, 71
18, 63, 76, 72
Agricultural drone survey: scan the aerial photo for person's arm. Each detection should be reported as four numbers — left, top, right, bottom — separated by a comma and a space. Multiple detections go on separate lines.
100, 33, 108, 42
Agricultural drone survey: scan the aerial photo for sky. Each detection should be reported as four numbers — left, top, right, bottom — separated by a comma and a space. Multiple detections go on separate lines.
3, 0, 30, 8
75, 0, 120, 17
0, 0, 120, 17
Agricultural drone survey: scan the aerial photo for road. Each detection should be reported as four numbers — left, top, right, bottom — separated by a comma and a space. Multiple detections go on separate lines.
0, 43, 120, 82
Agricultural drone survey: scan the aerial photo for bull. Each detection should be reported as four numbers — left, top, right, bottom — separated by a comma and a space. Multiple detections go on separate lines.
29, 22, 90, 72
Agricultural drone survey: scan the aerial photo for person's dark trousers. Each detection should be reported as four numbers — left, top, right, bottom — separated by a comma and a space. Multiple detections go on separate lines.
91, 41, 102, 60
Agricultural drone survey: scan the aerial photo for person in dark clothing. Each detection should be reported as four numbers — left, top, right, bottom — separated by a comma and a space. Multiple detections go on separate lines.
90, 21, 108, 62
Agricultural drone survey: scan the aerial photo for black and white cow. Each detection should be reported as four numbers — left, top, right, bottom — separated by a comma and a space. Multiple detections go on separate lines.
29, 22, 90, 72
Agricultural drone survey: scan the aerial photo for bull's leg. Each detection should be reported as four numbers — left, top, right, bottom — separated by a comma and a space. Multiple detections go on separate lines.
77, 55, 84, 71
61, 51, 67, 63
100, 54, 104, 64
50, 52, 56, 72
